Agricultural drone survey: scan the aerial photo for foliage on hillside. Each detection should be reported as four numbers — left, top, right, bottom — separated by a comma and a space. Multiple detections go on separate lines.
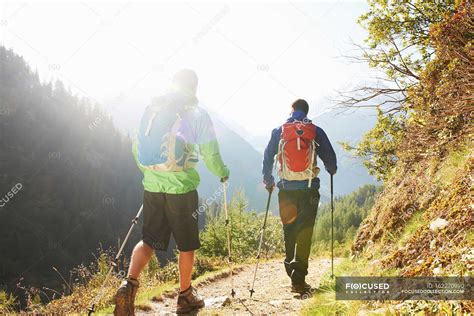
0, 46, 143, 307
352, 1, 473, 269
354, 0, 472, 180
353, 144, 472, 275
344, 0, 464, 181
307, 1, 474, 314
311, 184, 380, 256
358, 0, 456, 80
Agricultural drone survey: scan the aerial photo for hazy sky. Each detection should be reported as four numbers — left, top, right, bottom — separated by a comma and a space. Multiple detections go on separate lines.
0, 1, 374, 136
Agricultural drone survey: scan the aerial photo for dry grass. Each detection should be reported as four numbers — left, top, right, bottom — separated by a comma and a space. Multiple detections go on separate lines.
9, 252, 227, 314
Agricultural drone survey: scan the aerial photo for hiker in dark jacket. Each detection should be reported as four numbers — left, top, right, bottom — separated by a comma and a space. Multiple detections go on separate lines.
262, 99, 337, 294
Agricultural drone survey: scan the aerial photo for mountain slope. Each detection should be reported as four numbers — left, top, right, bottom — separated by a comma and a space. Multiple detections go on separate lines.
352, 2, 473, 277
0, 46, 143, 303
331, 4, 472, 313
353, 143, 472, 274
313, 109, 378, 200
305, 3, 473, 314
197, 110, 266, 210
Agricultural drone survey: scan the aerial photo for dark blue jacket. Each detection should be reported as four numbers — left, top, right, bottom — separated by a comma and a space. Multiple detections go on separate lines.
262, 110, 337, 190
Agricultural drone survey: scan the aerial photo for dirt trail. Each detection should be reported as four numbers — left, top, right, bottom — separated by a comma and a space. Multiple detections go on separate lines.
138, 258, 336, 315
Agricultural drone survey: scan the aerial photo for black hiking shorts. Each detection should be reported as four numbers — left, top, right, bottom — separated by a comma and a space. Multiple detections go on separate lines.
142, 190, 200, 252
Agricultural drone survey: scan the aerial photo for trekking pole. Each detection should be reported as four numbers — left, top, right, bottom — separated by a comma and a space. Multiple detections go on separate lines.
249, 187, 273, 297
222, 180, 236, 298
330, 174, 334, 278
87, 204, 144, 315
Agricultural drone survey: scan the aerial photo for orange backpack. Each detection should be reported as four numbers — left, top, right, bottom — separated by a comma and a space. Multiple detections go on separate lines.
277, 120, 320, 187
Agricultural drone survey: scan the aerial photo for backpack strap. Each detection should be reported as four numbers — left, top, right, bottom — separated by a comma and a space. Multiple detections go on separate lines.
145, 111, 158, 136
307, 124, 318, 188
308, 140, 316, 188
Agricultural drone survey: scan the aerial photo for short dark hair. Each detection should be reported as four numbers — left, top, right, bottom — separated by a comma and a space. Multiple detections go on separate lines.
292, 99, 309, 115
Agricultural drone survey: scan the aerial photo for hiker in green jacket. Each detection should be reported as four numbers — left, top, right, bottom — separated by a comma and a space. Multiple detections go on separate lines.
114, 69, 230, 315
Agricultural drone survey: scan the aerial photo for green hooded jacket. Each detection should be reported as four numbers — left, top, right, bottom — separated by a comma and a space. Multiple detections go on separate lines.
133, 92, 229, 194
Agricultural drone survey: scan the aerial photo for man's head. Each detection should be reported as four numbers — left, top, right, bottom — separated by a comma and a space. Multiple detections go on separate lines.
291, 99, 309, 115
172, 69, 198, 96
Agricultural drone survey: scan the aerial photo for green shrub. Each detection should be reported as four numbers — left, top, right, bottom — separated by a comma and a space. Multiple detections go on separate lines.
199, 191, 284, 262
312, 185, 380, 255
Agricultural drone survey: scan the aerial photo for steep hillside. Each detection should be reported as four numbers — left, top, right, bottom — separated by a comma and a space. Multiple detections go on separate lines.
307, 2, 472, 314
353, 143, 472, 276
352, 1, 473, 278
0, 46, 142, 304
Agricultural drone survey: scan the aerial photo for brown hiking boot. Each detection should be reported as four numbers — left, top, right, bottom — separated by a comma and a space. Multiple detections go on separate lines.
114, 278, 139, 316
291, 282, 312, 294
176, 286, 205, 314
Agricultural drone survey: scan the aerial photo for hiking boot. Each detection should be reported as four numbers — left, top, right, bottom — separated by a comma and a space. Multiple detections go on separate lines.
176, 286, 205, 314
291, 282, 312, 294
114, 278, 139, 316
